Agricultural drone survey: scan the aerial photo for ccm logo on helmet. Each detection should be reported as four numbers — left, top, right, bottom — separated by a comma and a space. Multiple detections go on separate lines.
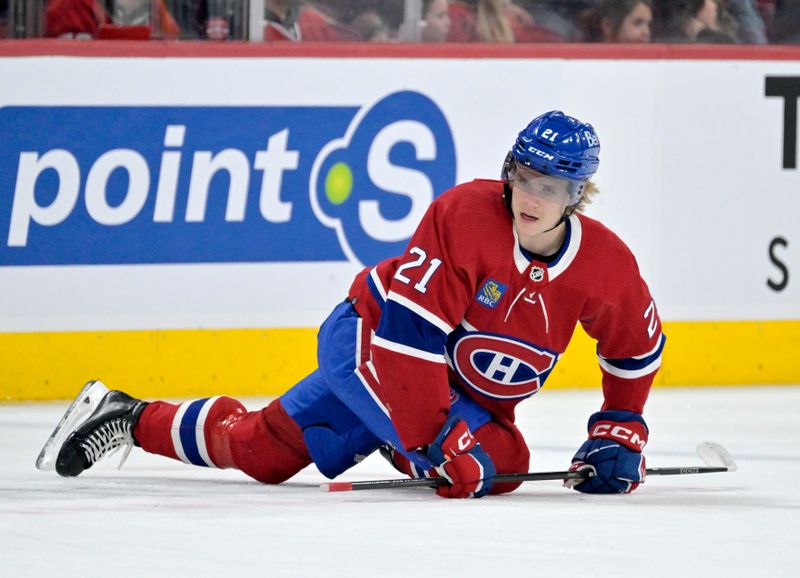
590, 423, 647, 450
526, 146, 555, 161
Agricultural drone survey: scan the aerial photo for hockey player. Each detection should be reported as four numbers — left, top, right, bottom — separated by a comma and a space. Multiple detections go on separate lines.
37, 111, 665, 499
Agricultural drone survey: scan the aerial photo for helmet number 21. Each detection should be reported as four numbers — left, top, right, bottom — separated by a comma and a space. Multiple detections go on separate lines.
393, 246, 443, 294
541, 129, 559, 142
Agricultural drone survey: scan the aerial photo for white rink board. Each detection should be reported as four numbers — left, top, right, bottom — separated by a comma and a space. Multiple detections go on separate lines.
0, 56, 798, 331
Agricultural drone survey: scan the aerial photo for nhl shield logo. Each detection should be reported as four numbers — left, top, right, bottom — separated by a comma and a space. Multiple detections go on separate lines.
530, 266, 545, 282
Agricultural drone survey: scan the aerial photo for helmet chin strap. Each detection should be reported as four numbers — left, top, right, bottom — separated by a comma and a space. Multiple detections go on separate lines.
541, 214, 566, 234
540, 202, 578, 234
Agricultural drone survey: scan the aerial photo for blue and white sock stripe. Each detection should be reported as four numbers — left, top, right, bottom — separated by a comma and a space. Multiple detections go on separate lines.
598, 333, 666, 379
171, 396, 221, 468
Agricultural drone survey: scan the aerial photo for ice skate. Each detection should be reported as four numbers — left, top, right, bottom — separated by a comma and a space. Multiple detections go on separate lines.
36, 380, 147, 477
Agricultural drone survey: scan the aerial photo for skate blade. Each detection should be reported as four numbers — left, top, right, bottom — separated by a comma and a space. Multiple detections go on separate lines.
35, 380, 110, 471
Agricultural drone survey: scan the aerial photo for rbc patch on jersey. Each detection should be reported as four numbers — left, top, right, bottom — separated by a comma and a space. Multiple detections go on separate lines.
476, 279, 508, 309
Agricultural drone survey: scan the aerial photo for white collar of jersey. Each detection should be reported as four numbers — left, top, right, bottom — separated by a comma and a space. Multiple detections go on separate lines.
512, 227, 530, 274
512, 214, 583, 282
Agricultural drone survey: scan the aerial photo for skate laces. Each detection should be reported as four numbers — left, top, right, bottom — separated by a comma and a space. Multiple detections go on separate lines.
79, 418, 135, 470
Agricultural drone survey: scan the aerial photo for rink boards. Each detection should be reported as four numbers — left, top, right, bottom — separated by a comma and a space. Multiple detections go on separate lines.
0, 43, 798, 399
1, 320, 798, 400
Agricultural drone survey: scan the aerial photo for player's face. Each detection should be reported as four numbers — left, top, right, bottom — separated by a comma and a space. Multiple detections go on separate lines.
508, 162, 573, 206
510, 166, 569, 252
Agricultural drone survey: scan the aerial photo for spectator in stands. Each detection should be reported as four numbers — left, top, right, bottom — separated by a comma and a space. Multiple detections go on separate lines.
395, 0, 449, 42
46, 0, 180, 39
46, 0, 108, 38
756, 0, 775, 36
509, 0, 572, 42
507, 1, 567, 42
579, 0, 652, 43
264, 0, 358, 40
318, 0, 405, 32
698, 0, 740, 40
446, 0, 563, 42
379, 0, 406, 33
652, 0, 738, 43
770, 0, 800, 43
421, 0, 451, 42
349, 8, 391, 40
726, 0, 767, 43
447, 0, 514, 42
522, 0, 583, 41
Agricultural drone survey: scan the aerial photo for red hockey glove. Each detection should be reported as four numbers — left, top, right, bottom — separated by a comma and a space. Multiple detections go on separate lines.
564, 410, 648, 494
425, 416, 496, 499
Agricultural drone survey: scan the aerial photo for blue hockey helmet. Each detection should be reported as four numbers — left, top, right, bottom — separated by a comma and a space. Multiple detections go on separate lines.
502, 111, 600, 206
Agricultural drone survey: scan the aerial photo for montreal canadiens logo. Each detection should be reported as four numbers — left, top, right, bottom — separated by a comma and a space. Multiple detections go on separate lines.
452, 333, 557, 400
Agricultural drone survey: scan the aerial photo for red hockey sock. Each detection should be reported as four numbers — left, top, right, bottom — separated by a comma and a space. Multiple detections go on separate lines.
134, 397, 311, 484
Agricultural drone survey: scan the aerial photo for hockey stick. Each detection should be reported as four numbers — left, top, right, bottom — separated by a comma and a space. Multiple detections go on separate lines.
320, 442, 737, 493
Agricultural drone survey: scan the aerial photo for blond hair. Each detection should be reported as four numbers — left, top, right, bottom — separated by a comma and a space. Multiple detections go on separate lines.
476, 0, 514, 42
572, 180, 599, 214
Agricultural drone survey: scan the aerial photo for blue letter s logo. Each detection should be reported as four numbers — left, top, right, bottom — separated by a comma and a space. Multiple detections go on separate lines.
311, 91, 456, 266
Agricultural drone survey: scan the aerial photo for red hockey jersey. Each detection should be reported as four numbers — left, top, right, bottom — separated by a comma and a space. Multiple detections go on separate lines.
348, 179, 665, 452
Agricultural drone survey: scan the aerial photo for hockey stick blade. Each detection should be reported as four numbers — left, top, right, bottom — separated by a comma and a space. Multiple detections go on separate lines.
696, 442, 738, 471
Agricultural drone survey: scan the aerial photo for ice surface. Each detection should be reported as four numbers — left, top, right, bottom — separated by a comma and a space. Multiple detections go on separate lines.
2, 387, 799, 578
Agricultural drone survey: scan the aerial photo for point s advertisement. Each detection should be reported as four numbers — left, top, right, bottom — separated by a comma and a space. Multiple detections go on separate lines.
0, 54, 798, 331
0, 91, 456, 268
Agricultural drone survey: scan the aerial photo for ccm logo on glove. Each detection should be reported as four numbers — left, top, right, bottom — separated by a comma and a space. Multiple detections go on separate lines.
426, 415, 496, 498
565, 410, 650, 494
590, 421, 648, 450
454, 431, 474, 454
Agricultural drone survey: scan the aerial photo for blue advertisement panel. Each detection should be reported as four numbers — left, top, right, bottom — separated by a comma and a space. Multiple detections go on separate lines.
0, 91, 456, 267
